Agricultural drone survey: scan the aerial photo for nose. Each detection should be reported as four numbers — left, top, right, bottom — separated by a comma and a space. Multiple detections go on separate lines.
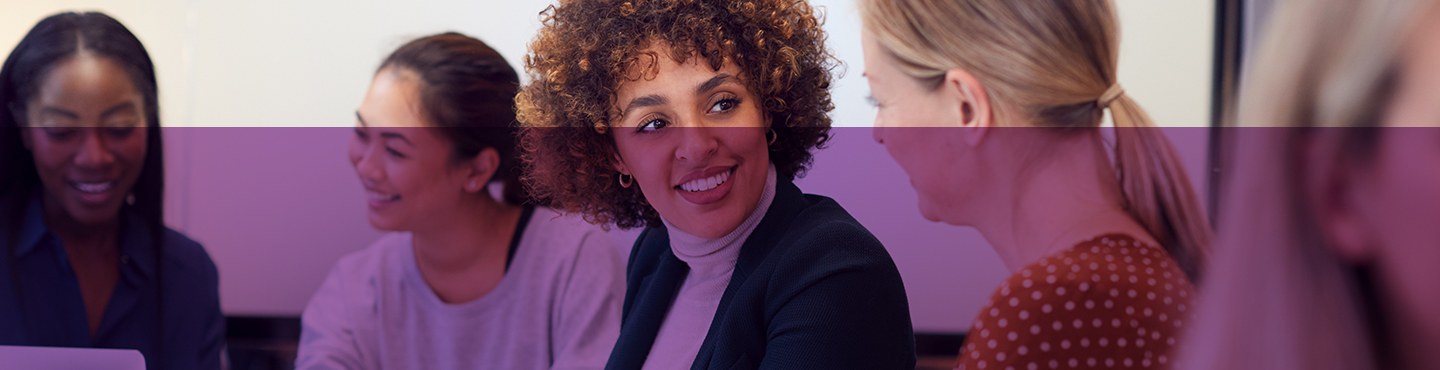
73, 129, 116, 169
675, 124, 718, 163
872, 124, 885, 144
352, 141, 386, 185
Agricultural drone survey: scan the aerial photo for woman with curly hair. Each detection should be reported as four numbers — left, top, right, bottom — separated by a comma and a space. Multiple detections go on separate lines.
517, 0, 916, 369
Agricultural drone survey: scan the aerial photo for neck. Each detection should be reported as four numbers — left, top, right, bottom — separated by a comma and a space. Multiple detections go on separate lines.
970, 131, 1152, 272
39, 193, 121, 253
410, 193, 523, 274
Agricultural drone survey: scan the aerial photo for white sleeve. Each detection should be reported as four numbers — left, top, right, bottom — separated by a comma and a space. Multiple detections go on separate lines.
549, 230, 626, 370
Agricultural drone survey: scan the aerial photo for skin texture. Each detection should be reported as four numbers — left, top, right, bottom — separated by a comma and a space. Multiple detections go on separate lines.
1318, 8, 1440, 368
610, 43, 770, 239
350, 67, 522, 304
860, 29, 1156, 272
19, 53, 147, 337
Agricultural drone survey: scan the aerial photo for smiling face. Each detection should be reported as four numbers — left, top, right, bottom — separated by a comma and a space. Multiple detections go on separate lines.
349, 67, 481, 231
20, 54, 148, 227
610, 43, 770, 239
861, 29, 979, 225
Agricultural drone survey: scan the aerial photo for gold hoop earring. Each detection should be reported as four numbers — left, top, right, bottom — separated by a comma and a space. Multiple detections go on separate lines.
619, 173, 634, 188
766, 128, 777, 146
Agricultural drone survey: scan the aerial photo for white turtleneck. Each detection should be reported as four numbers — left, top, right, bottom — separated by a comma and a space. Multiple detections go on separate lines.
640, 163, 778, 370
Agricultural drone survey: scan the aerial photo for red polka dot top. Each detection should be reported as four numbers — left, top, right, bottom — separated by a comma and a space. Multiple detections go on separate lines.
955, 234, 1196, 370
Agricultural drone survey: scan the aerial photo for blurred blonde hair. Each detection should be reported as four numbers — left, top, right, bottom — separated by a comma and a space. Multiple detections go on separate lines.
1178, 0, 1432, 369
858, 0, 1212, 279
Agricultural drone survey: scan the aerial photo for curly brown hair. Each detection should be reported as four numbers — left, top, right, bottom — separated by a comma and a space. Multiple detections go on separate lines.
517, 0, 836, 229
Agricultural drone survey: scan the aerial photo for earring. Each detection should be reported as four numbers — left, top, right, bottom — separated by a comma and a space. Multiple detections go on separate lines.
766, 128, 777, 146
468, 181, 477, 190
618, 173, 634, 188
125, 193, 136, 205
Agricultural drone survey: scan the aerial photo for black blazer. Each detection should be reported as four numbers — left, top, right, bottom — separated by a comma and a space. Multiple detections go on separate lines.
605, 179, 916, 370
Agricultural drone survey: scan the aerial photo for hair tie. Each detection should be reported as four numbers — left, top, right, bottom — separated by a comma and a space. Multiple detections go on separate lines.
1098, 83, 1125, 108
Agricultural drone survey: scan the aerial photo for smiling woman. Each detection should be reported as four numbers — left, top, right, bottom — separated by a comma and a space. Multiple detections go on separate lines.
517, 0, 916, 369
295, 32, 625, 370
0, 11, 223, 370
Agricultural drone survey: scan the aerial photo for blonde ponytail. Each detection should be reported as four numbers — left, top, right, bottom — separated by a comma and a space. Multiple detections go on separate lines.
861, 0, 1213, 278
1108, 92, 1212, 280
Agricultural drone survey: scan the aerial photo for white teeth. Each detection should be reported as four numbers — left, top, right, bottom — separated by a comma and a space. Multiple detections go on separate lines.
680, 170, 731, 192
367, 191, 400, 202
73, 181, 113, 194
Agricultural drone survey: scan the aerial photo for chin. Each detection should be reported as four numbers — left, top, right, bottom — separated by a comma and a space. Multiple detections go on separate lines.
366, 213, 405, 232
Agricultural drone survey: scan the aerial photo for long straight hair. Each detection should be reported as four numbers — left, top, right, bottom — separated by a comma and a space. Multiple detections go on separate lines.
0, 12, 168, 369
859, 0, 1212, 280
1178, 0, 1430, 369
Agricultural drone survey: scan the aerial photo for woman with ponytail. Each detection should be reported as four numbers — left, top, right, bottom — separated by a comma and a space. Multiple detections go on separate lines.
0, 12, 222, 370
857, 1, 1211, 369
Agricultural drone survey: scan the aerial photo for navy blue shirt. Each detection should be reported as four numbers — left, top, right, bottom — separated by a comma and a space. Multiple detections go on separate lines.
1, 194, 223, 370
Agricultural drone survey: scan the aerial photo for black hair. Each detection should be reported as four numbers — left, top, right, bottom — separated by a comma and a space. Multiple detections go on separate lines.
0, 12, 168, 369
378, 32, 530, 205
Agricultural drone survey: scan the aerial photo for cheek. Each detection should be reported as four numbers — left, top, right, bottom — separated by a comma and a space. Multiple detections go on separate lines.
25, 133, 73, 175
348, 138, 364, 166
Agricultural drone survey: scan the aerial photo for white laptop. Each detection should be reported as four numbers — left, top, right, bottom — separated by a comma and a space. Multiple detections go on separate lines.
0, 345, 146, 370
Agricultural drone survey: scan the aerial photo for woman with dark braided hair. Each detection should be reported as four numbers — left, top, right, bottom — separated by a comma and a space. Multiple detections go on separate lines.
0, 12, 223, 370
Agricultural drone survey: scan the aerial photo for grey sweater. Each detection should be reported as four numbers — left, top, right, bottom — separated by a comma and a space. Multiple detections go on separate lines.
297, 207, 625, 370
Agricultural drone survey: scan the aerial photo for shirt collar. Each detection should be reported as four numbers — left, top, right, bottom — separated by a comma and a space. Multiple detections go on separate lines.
13, 191, 158, 279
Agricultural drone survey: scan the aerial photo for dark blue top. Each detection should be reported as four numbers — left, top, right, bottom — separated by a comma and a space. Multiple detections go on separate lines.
0, 193, 224, 370
605, 179, 916, 370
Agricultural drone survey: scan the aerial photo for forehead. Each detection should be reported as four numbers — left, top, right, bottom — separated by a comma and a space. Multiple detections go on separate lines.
615, 43, 743, 96
361, 68, 428, 128
33, 54, 142, 107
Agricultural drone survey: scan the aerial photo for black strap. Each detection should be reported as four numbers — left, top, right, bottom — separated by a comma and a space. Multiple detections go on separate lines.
503, 205, 535, 273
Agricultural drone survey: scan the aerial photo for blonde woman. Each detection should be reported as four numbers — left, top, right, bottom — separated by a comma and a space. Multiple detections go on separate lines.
858, 1, 1212, 369
1178, 1, 1440, 369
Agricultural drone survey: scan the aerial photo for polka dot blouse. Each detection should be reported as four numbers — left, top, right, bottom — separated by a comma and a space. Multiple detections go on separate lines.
955, 234, 1196, 370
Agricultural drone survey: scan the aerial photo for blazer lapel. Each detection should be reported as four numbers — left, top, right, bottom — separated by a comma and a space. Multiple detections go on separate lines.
607, 249, 689, 370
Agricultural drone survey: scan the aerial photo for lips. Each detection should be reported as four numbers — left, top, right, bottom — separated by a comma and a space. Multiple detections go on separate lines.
674, 166, 738, 206
366, 189, 401, 208
69, 180, 115, 194
66, 179, 118, 206
679, 168, 732, 192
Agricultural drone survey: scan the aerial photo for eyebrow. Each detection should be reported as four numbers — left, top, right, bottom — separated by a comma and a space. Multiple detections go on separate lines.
100, 102, 137, 118
618, 73, 742, 120
39, 107, 80, 120
356, 112, 413, 145
621, 95, 668, 120
696, 73, 738, 95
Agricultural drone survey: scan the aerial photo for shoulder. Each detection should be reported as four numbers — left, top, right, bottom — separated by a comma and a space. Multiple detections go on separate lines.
761, 194, 902, 292
778, 194, 891, 269
521, 206, 620, 259
157, 228, 219, 286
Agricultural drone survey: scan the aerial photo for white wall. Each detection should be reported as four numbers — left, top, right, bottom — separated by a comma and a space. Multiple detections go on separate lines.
1, 0, 1213, 332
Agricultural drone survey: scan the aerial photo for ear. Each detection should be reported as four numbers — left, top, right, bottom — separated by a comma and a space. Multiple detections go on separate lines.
464, 147, 501, 193
1308, 144, 1378, 263
941, 68, 993, 148
611, 149, 631, 176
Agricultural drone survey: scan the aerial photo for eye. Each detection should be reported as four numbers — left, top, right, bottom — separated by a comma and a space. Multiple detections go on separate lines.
42, 127, 77, 140
105, 126, 137, 138
865, 94, 881, 108
637, 116, 669, 133
385, 147, 407, 158
709, 97, 740, 113
354, 128, 369, 141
